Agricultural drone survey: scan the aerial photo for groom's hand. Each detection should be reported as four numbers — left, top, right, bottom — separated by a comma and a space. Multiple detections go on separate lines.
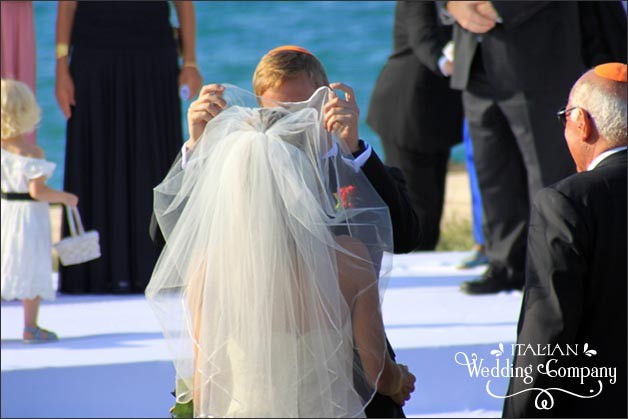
323, 82, 360, 153
187, 84, 227, 149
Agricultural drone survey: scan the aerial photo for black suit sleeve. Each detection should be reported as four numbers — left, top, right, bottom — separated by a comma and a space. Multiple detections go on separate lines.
491, 1, 551, 30
403, 1, 449, 76
503, 188, 587, 417
360, 149, 420, 254
434, 1, 455, 26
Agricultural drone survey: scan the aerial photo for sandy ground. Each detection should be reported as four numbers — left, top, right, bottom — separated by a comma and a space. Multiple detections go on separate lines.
49, 169, 472, 243
442, 166, 472, 222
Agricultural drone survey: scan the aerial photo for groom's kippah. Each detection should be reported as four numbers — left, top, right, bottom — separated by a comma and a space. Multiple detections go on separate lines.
268, 45, 314, 57
594, 62, 627, 83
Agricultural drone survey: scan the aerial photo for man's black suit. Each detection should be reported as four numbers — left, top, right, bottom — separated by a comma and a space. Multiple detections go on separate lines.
442, 1, 584, 287
503, 150, 627, 417
368, 1, 462, 250
149, 144, 420, 418
580, 1, 627, 67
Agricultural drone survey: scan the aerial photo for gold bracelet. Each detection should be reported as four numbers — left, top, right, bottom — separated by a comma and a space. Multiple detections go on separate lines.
56, 43, 69, 60
182, 61, 199, 70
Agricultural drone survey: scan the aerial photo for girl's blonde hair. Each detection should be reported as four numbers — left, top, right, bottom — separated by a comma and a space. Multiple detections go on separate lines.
252, 47, 329, 97
1, 79, 41, 139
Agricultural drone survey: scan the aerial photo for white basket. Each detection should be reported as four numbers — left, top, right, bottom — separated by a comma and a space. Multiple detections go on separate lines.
54, 206, 101, 266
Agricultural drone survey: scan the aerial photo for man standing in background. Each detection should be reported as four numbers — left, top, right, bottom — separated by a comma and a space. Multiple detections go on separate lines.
439, 1, 585, 294
368, 1, 462, 251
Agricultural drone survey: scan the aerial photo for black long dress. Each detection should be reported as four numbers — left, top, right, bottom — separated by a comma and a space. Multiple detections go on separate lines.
60, 2, 182, 294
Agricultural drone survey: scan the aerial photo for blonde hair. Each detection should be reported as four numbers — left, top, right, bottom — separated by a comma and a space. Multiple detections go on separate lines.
1, 79, 41, 139
252, 48, 330, 97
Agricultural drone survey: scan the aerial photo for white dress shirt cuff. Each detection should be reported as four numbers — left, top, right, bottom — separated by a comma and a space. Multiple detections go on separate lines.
181, 141, 194, 168
438, 55, 450, 76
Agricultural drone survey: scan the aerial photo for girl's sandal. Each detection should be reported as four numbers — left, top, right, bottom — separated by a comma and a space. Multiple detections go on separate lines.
23, 326, 59, 344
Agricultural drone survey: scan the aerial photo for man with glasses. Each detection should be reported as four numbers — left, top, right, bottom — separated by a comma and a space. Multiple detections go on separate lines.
503, 62, 627, 417
439, 1, 585, 295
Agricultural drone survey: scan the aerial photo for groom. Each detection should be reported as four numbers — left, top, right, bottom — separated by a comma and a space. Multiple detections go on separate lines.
150, 45, 420, 417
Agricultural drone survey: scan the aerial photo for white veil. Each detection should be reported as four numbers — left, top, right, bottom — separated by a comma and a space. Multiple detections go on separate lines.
146, 85, 394, 418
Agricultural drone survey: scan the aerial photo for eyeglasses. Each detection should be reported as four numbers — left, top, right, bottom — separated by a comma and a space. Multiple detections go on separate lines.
556, 106, 583, 127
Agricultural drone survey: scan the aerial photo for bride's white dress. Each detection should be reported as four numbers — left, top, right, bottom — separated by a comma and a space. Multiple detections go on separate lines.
146, 85, 393, 417
224, 327, 361, 417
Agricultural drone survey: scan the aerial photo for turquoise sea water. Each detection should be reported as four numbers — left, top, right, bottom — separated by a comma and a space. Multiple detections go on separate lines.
33, 1, 463, 190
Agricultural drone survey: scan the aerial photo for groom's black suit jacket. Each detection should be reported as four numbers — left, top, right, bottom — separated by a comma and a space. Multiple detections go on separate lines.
149, 144, 420, 418
503, 151, 627, 418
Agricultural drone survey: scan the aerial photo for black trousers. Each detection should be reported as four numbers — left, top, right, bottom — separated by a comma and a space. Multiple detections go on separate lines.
382, 142, 450, 251
462, 74, 575, 284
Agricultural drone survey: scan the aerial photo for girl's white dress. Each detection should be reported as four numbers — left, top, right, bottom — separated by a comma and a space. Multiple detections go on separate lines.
1, 148, 56, 301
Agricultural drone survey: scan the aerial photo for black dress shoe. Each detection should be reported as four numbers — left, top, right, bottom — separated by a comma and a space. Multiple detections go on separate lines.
460, 266, 523, 295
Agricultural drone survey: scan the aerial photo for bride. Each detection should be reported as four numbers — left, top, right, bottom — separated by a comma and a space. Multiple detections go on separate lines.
146, 83, 414, 418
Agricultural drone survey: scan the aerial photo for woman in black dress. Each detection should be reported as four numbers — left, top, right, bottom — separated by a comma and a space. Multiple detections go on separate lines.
55, 1, 202, 293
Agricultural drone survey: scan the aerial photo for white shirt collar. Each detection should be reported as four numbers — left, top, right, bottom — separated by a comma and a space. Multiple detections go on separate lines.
321, 141, 373, 173
587, 146, 627, 171
322, 142, 338, 160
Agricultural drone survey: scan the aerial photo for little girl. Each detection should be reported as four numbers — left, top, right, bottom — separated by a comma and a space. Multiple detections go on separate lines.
1, 79, 78, 343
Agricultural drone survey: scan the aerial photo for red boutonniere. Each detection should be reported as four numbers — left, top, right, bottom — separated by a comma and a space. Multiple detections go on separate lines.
334, 185, 356, 209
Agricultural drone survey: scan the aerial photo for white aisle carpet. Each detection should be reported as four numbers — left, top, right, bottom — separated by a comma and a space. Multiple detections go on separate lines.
1, 251, 522, 418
